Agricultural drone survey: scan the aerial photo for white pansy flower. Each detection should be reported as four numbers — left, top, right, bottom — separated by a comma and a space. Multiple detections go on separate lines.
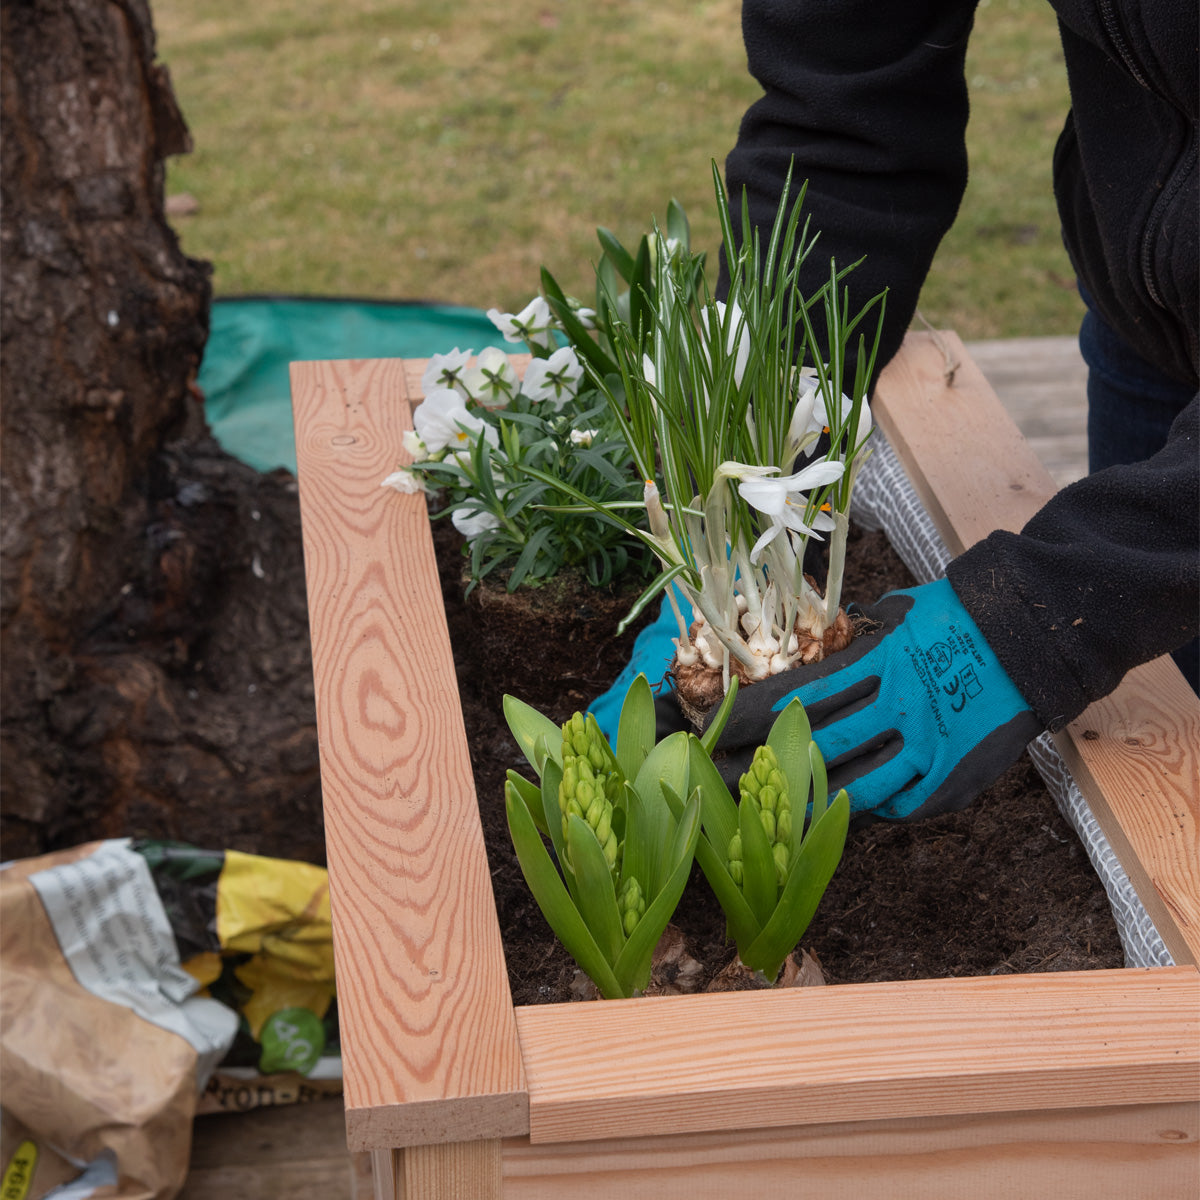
700, 299, 750, 388
734, 459, 846, 563
413, 387, 498, 454
451, 506, 502, 540
522, 346, 583, 409
461, 347, 519, 410
569, 428, 599, 448
401, 429, 428, 461
381, 468, 427, 494
421, 348, 472, 398
486, 296, 556, 350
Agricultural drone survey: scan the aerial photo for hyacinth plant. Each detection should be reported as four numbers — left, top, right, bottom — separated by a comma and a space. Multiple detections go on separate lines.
502, 674, 707, 999
520, 163, 886, 715
382, 202, 701, 594
503, 674, 849, 994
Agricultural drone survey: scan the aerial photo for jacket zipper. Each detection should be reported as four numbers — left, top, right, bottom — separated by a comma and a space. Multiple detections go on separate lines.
1098, 0, 1148, 89
1139, 126, 1195, 310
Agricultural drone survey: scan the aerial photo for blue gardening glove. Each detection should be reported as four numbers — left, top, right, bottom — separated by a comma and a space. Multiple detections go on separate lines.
591, 586, 694, 744
709, 578, 1043, 821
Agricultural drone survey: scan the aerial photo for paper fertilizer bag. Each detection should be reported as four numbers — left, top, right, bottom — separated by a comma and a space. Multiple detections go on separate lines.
0, 839, 340, 1200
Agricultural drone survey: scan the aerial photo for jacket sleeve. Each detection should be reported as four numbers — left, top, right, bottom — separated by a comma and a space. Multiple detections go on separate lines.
723, 0, 980, 369
947, 394, 1199, 728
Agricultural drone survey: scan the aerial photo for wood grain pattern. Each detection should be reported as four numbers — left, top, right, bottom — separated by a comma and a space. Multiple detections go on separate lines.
501, 1101, 1199, 1199
290, 359, 527, 1152
874, 331, 1200, 967
515, 967, 1199, 1145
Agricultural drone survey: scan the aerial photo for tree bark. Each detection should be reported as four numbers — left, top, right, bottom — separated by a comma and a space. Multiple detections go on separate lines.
1, 0, 324, 864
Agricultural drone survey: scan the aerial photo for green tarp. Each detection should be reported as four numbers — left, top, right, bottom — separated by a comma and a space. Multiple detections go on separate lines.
197, 296, 511, 474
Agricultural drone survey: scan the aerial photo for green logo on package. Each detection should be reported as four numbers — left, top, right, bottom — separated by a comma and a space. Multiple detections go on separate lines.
259, 1007, 324, 1076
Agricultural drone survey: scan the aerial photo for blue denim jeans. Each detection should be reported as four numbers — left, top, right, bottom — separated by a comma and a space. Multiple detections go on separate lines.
1078, 297, 1198, 692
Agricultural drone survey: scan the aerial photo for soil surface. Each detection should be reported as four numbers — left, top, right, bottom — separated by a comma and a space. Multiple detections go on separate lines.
434, 515, 1125, 1003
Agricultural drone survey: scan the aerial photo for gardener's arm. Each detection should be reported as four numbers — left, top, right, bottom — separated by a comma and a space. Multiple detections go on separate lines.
713, 395, 1199, 821
722, 0, 981, 368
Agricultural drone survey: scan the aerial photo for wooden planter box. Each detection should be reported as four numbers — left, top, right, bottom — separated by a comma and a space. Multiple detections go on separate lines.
290, 334, 1199, 1200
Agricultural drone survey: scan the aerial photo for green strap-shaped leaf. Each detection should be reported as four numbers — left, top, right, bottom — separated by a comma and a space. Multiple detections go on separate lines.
503, 695, 563, 775
505, 786, 623, 999
505, 771, 547, 838
689, 820, 762, 954
666, 198, 691, 253
612, 792, 702, 996
685, 734, 740, 863
630, 732, 690, 897
766, 698, 813, 819
566, 814, 625, 969
807, 739, 829, 832
540, 756, 567, 875
739, 795, 778, 932
615, 673, 656, 782
698, 676, 739, 756
628, 235, 652, 346
741, 789, 849, 981
596, 226, 636, 283
540, 267, 617, 377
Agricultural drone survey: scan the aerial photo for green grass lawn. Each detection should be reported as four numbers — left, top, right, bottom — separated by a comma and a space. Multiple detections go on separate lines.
156, 0, 1083, 342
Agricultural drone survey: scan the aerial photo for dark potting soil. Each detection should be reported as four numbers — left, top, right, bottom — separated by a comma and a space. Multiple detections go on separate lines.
432, 515, 1125, 1004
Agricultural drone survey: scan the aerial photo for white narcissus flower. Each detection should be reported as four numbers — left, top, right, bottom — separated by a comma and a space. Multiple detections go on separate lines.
700, 299, 750, 388
381, 468, 427, 494
569, 428, 599, 448
451, 506, 502, 540
522, 347, 583, 409
734, 459, 846, 563
421, 348, 472, 398
413, 387, 498, 454
486, 296, 556, 350
461, 347, 519, 410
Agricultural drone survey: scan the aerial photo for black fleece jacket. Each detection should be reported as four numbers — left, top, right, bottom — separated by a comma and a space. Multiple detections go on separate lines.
724, 0, 1198, 729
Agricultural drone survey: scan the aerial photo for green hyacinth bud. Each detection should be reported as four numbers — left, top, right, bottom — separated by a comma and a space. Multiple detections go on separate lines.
729, 859, 744, 886
759, 807, 776, 842
603, 831, 619, 870
759, 784, 778, 814
776, 807, 793, 846
773, 842, 789, 887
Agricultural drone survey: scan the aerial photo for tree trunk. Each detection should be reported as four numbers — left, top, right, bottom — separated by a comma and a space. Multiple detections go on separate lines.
1, 0, 325, 864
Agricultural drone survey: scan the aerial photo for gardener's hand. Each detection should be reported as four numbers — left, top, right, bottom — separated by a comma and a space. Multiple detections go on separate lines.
709, 578, 1044, 821
590, 587, 693, 744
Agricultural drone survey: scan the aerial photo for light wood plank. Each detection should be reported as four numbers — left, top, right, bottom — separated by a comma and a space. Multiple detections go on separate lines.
515, 967, 1199, 1144
502, 1101, 1199, 1199
290, 359, 528, 1152
874, 331, 1200, 967
398, 1140, 502, 1200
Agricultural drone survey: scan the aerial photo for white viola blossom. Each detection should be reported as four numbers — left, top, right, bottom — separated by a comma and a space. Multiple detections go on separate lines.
569, 427, 599, 448
421, 348, 472, 398
734, 459, 846, 563
401, 429, 428, 461
461, 347, 519, 410
381, 468, 427, 494
522, 346, 583, 409
451, 506, 502, 540
413, 387, 498, 455
486, 296, 557, 350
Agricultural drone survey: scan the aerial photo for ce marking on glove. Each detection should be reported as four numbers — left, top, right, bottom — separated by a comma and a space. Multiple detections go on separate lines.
924, 640, 984, 712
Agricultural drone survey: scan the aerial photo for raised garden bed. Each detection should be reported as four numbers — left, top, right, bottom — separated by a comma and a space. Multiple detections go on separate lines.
290, 333, 1199, 1199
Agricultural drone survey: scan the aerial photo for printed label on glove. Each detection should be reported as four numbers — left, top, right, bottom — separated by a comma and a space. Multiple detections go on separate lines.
905, 623, 988, 738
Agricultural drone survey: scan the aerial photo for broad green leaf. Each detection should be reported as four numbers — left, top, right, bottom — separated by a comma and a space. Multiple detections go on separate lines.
503, 695, 562, 775
566, 814, 625, 968
505, 771, 547, 838
630, 732, 690, 895
505, 785, 623, 999
766, 698, 813, 854
741, 789, 849, 981
807, 739, 829, 831
612, 792, 701, 996
540, 756, 567, 873
692, 828, 762, 952
699, 675, 739, 755
615, 673, 656, 782
739, 796, 778, 931
666, 198, 690, 252
685, 734, 740, 859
